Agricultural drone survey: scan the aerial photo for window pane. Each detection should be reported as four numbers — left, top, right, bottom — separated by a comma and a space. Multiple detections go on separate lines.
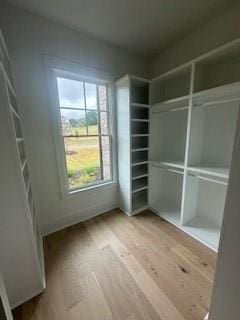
99, 85, 107, 111
100, 111, 108, 134
87, 111, 99, 134
60, 109, 86, 135
101, 136, 111, 180
85, 83, 97, 110
57, 77, 85, 108
64, 137, 101, 189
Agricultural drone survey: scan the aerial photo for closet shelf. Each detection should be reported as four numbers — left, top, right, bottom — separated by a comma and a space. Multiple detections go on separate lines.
132, 147, 149, 152
132, 160, 149, 167
184, 217, 221, 251
132, 186, 148, 194
151, 160, 184, 170
132, 173, 149, 180
150, 201, 181, 226
187, 166, 229, 179
132, 205, 148, 215
131, 118, 149, 122
151, 95, 189, 110
131, 102, 149, 108
131, 134, 149, 137
193, 82, 240, 107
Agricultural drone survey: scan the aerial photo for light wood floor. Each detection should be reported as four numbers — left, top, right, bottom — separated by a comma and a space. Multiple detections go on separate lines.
14, 209, 217, 320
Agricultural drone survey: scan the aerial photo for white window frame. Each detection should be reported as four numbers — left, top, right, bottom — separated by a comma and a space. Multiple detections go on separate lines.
44, 56, 117, 196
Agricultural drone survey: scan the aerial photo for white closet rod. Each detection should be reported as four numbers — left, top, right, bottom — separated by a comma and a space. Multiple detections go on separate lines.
152, 105, 188, 115
194, 97, 240, 108
151, 163, 183, 175
188, 173, 228, 186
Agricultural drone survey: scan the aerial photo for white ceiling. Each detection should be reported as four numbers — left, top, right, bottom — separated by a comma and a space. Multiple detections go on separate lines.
5, 0, 238, 59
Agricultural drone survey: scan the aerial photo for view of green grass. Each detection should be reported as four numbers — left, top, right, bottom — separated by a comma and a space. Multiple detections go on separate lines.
64, 125, 101, 189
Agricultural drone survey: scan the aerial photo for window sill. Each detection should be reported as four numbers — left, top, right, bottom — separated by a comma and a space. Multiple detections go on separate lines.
63, 180, 117, 198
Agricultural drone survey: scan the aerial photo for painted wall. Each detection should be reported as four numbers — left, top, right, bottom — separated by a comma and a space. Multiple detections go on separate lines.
0, 3, 149, 235
150, 1, 240, 77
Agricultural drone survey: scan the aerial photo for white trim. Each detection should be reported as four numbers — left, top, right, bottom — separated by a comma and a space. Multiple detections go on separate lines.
63, 180, 117, 197
42, 202, 118, 236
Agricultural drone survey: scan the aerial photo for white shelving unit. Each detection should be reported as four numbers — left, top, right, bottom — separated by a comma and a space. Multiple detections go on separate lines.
0, 29, 45, 307
116, 74, 150, 215
148, 38, 240, 251
116, 39, 240, 251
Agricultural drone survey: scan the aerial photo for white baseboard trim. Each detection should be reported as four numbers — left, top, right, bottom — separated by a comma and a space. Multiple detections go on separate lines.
41, 203, 118, 236
10, 285, 44, 309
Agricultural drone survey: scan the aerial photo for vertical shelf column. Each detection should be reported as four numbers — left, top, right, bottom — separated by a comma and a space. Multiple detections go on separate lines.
180, 62, 195, 226
130, 76, 150, 215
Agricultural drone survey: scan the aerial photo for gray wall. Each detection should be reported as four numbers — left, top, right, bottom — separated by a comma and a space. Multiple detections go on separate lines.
0, 3, 149, 235
150, 1, 240, 77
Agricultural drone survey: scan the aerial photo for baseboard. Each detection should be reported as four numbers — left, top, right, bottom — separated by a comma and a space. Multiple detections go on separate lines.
10, 285, 44, 309
41, 203, 118, 236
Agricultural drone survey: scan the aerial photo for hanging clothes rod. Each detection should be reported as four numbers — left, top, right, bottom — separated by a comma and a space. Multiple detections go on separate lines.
151, 163, 183, 175
152, 105, 189, 115
194, 96, 240, 108
188, 173, 228, 186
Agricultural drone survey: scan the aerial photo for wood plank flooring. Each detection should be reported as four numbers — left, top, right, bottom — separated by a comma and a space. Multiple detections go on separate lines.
13, 209, 217, 320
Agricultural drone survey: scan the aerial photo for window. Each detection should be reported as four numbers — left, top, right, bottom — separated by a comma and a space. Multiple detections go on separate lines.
55, 74, 112, 192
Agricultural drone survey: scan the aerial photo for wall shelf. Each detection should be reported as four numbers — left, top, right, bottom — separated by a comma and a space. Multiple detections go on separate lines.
184, 217, 221, 251
131, 102, 149, 108
132, 189, 148, 214
131, 118, 149, 122
151, 95, 189, 113
132, 163, 148, 180
187, 166, 229, 180
132, 147, 149, 152
132, 176, 148, 193
193, 82, 240, 107
116, 75, 150, 216
132, 160, 149, 166
151, 160, 185, 170
131, 134, 149, 137
150, 202, 181, 226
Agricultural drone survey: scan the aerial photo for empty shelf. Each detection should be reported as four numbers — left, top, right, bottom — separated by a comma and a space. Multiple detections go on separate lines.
131, 134, 149, 137
131, 103, 149, 108
132, 118, 149, 122
132, 189, 148, 214
193, 82, 240, 107
151, 95, 189, 112
184, 217, 221, 251
132, 148, 149, 152
150, 201, 181, 226
187, 166, 229, 179
151, 160, 184, 170
132, 177, 148, 193
132, 160, 148, 166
